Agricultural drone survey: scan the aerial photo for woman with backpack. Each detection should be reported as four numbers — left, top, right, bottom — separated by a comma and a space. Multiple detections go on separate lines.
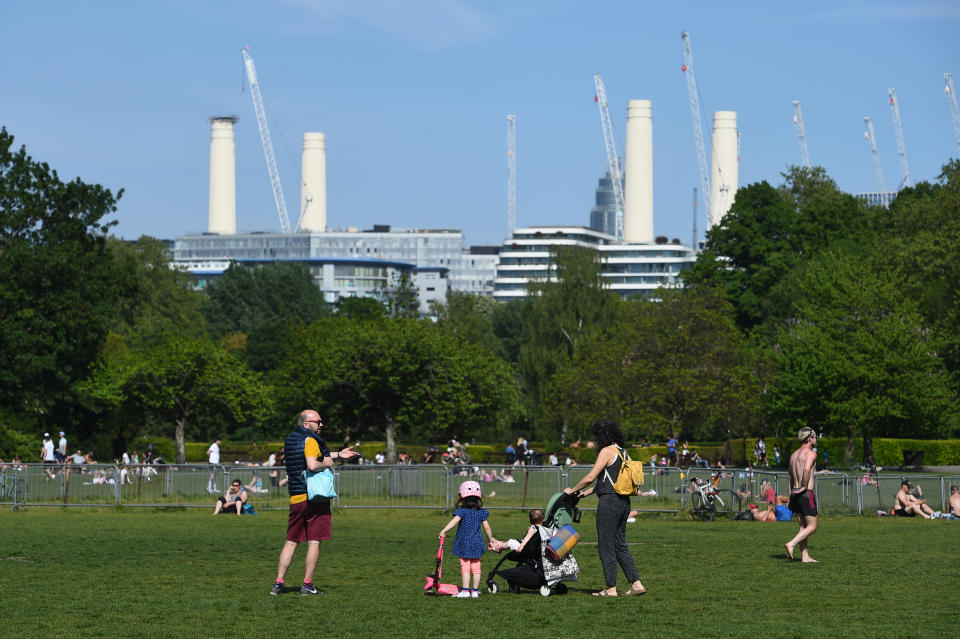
563, 420, 647, 597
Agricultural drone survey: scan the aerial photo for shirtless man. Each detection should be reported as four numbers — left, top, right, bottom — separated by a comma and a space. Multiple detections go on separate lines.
785, 427, 819, 562
947, 485, 960, 520
894, 481, 933, 518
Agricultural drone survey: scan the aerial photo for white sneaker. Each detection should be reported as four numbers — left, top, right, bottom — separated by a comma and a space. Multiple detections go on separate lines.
452, 590, 471, 598
471, 590, 479, 598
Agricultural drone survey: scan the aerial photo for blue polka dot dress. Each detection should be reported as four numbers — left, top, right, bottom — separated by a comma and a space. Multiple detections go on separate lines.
451, 507, 489, 559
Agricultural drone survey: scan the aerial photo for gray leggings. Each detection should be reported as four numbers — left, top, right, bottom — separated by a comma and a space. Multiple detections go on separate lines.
596, 493, 640, 588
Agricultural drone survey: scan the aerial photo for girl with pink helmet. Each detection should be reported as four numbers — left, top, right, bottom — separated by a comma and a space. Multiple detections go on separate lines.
438, 480, 500, 598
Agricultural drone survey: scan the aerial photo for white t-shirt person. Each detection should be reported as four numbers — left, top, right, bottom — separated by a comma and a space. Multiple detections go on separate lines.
58, 433, 67, 456
43, 437, 55, 461
207, 440, 220, 465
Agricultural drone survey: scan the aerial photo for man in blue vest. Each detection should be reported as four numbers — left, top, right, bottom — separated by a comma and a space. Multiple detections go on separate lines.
270, 409, 357, 596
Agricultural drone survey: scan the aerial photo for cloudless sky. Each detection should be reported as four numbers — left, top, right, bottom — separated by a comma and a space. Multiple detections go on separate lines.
3, 0, 958, 247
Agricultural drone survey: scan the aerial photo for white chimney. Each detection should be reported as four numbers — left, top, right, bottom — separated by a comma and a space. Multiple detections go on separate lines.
622, 99, 653, 243
709, 110, 738, 228
207, 116, 237, 235
299, 132, 327, 232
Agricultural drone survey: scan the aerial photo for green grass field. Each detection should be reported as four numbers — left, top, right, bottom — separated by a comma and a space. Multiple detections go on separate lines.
1, 508, 956, 638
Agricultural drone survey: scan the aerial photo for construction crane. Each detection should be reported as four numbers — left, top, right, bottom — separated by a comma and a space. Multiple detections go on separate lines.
945, 73, 960, 154
888, 88, 912, 189
863, 116, 886, 193
506, 114, 517, 237
681, 32, 711, 230
241, 46, 292, 234
592, 74, 625, 241
691, 187, 698, 249
792, 101, 811, 168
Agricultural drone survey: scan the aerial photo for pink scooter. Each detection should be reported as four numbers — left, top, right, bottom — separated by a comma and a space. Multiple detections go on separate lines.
423, 535, 459, 596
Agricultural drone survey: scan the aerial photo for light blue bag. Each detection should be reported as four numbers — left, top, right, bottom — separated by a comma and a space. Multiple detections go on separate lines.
302, 468, 337, 501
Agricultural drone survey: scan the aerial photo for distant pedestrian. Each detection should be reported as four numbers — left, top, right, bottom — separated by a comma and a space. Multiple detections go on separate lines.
57, 431, 67, 462
206, 438, 221, 494
40, 433, 56, 480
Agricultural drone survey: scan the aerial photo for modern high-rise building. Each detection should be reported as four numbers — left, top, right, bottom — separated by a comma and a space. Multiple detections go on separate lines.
493, 226, 696, 301
589, 170, 622, 237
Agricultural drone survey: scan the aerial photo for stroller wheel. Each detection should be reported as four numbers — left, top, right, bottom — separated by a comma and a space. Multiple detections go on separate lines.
509, 581, 521, 594
487, 582, 498, 594
539, 585, 552, 597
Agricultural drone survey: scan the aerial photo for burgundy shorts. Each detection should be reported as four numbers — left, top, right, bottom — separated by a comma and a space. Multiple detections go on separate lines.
286, 499, 332, 542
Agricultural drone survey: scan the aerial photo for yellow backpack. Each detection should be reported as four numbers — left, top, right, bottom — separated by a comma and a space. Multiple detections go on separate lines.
604, 446, 645, 495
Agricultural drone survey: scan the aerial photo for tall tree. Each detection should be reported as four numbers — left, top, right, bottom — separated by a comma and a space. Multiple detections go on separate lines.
274, 317, 519, 461
79, 335, 270, 462
107, 236, 207, 345
519, 245, 621, 438
0, 127, 126, 416
686, 169, 878, 335
203, 261, 330, 336
765, 252, 959, 462
543, 286, 764, 445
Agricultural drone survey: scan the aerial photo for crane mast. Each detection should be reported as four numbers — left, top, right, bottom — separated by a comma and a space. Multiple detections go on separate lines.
863, 116, 886, 194
506, 114, 517, 237
691, 187, 698, 250
681, 32, 711, 229
592, 74, 625, 241
792, 100, 810, 168
887, 88, 912, 189
945, 73, 960, 154
241, 47, 292, 234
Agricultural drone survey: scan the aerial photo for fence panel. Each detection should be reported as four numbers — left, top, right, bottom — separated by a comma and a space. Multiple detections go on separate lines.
335, 464, 451, 509
7, 458, 958, 517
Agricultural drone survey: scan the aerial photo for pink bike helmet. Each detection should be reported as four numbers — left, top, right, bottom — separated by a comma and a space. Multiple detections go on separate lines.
459, 480, 482, 499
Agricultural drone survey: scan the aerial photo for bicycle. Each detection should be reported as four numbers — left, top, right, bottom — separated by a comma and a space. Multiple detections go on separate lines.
689, 473, 741, 521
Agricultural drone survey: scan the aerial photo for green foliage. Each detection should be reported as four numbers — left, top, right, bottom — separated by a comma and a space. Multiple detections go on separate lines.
106, 236, 207, 345
378, 271, 420, 318
434, 291, 504, 357
78, 334, 271, 463
519, 246, 621, 436
272, 317, 520, 461
202, 261, 331, 336
686, 169, 878, 335
765, 252, 960, 441
543, 286, 764, 444
0, 127, 125, 415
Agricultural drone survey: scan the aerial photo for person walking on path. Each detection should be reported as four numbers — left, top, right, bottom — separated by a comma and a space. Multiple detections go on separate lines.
785, 427, 819, 562
270, 410, 357, 596
564, 420, 646, 597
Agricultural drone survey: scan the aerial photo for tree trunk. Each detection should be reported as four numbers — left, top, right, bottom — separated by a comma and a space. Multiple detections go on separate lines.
175, 418, 187, 464
844, 428, 855, 467
723, 438, 731, 466
385, 417, 398, 464
862, 428, 874, 467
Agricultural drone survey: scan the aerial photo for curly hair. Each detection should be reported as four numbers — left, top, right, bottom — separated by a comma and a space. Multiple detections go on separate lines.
591, 420, 625, 449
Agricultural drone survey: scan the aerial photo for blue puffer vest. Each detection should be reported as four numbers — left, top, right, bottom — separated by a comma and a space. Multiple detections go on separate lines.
284, 427, 328, 497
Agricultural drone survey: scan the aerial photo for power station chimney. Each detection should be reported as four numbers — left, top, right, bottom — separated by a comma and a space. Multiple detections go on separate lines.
709, 110, 738, 228
208, 116, 238, 235
299, 132, 327, 232
622, 99, 654, 243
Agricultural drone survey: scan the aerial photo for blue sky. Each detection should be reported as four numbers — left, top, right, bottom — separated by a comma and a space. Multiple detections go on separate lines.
3, 1, 958, 247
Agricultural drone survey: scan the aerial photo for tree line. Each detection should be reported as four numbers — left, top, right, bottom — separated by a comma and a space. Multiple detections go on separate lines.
2, 126, 958, 464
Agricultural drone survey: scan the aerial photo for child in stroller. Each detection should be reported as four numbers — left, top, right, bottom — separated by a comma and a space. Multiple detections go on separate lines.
486, 492, 581, 596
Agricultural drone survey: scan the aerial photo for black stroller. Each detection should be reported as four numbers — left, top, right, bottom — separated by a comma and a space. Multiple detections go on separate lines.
486, 492, 582, 597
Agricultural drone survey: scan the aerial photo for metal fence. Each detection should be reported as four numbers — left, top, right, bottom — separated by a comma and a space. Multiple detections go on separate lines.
2, 461, 956, 515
